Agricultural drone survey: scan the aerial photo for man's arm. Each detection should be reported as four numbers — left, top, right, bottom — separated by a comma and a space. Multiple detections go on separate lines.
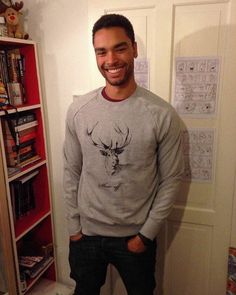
139, 108, 184, 241
63, 104, 83, 237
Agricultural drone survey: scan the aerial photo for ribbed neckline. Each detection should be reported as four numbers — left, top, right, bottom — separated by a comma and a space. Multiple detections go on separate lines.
102, 87, 129, 102
97, 86, 139, 106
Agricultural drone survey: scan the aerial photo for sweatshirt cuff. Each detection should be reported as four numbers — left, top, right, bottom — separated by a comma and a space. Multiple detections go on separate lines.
139, 218, 162, 240
138, 232, 152, 246
67, 219, 81, 236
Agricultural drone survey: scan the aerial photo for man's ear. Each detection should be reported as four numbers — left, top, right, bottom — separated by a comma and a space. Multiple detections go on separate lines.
133, 41, 138, 58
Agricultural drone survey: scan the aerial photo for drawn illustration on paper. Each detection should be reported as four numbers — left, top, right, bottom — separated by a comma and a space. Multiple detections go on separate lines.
173, 57, 220, 117
134, 58, 149, 90
182, 128, 215, 182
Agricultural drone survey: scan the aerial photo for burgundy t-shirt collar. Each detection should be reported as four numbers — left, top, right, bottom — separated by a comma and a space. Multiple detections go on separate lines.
101, 88, 129, 102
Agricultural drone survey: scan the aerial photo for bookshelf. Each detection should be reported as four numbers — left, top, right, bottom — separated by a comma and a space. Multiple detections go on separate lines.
0, 37, 56, 294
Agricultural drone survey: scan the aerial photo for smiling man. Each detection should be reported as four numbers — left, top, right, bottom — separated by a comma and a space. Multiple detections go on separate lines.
63, 14, 184, 295
94, 26, 137, 93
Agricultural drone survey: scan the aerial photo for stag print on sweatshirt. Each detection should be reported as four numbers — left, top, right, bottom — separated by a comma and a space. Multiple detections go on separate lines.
87, 121, 132, 191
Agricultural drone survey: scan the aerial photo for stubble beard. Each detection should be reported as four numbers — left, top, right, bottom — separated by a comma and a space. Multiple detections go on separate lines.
100, 63, 134, 87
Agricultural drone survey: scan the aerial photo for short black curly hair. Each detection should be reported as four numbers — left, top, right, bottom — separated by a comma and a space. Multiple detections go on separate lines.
92, 14, 135, 44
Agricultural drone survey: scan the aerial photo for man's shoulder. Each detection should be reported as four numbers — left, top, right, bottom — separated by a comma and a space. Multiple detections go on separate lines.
67, 88, 101, 118
137, 86, 174, 112
72, 88, 101, 109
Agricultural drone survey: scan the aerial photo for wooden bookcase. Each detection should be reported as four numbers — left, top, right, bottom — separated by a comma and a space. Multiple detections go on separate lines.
0, 37, 56, 294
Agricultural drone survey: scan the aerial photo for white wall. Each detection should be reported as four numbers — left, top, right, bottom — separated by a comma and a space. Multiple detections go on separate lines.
23, 0, 90, 286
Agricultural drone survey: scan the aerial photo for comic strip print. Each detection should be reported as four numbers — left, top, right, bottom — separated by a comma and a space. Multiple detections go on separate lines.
182, 128, 215, 182
173, 57, 219, 116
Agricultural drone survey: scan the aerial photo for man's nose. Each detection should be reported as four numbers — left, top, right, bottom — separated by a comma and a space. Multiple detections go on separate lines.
107, 51, 118, 64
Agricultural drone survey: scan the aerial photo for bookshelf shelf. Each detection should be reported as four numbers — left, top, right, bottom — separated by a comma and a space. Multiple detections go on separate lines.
8, 159, 47, 182
0, 104, 41, 117
0, 38, 56, 294
25, 258, 55, 293
0, 36, 35, 46
15, 211, 51, 242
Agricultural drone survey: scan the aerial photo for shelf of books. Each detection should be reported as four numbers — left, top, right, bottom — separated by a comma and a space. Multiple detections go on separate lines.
0, 37, 56, 294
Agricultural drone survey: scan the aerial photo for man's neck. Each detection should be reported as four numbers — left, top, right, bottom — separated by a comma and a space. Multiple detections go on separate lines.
105, 81, 137, 100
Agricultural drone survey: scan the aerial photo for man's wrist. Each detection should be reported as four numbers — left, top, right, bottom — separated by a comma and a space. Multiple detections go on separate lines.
137, 232, 152, 246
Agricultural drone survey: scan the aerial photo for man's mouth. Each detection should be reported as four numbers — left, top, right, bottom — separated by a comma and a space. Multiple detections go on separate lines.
103, 64, 125, 74
107, 68, 122, 74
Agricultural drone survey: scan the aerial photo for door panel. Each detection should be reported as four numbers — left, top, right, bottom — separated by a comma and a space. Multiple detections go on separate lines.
167, 2, 235, 295
88, 1, 236, 294
166, 222, 212, 295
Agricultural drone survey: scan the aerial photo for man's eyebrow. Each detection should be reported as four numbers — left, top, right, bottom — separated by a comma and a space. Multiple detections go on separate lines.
94, 42, 129, 52
114, 42, 129, 49
94, 47, 106, 53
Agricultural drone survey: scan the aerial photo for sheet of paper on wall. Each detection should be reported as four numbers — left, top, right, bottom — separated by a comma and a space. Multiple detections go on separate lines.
134, 58, 149, 90
172, 57, 220, 117
182, 128, 215, 182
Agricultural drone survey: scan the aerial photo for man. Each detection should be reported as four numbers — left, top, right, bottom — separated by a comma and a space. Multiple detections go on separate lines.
64, 14, 184, 295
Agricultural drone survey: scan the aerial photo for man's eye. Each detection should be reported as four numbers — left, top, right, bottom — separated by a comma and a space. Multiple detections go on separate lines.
116, 47, 126, 52
96, 51, 106, 56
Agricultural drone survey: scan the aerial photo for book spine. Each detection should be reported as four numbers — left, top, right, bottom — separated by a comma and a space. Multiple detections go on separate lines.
10, 113, 36, 127
6, 145, 32, 159
5, 138, 36, 153
11, 171, 38, 219
5, 131, 37, 147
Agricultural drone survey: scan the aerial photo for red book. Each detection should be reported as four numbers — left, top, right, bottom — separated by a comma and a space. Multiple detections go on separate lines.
5, 138, 35, 153
6, 145, 32, 160
4, 126, 37, 139
5, 131, 37, 147
6, 150, 36, 167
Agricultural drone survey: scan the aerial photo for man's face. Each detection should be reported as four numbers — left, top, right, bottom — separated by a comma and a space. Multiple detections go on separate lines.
93, 27, 138, 87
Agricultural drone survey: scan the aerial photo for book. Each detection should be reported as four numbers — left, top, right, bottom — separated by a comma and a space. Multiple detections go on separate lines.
19, 154, 41, 168
0, 50, 9, 86
11, 170, 39, 219
10, 183, 16, 221
6, 150, 36, 167
7, 82, 24, 106
7, 145, 32, 160
4, 111, 36, 127
6, 145, 34, 166
19, 256, 44, 268
5, 131, 37, 147
17, 169, 39, 184
3, 119, 38, 135
13, 49, 25, 86
6, 49, 18, 83
0, 49, 26, 106
5, 138, 35, 153
7, 166, 21, 177
15, 121, 38, 133
21, 256, 54, 279
3, 112, 38, 167
16, 53, 26, 103
4, 126, 37, 139
0, 80, 8, 102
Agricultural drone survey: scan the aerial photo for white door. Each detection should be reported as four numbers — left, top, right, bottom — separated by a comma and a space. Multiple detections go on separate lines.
87, 1, 236, 294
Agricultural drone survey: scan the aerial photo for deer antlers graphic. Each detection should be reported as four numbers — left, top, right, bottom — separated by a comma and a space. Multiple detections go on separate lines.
87, 122, 131, 176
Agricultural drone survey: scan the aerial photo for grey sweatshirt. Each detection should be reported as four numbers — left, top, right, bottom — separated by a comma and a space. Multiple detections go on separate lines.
63, 86, 184, 241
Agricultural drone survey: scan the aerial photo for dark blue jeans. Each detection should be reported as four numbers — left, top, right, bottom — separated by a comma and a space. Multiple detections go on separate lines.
69, 235, 157, 295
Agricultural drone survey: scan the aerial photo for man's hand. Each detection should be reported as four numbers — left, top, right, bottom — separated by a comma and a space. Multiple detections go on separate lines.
70, 232, 83, 241
127, 235, 146, 253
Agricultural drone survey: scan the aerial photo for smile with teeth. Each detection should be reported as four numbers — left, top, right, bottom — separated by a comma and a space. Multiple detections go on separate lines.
108, 68, 122, 73
106, 67, 123, 74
